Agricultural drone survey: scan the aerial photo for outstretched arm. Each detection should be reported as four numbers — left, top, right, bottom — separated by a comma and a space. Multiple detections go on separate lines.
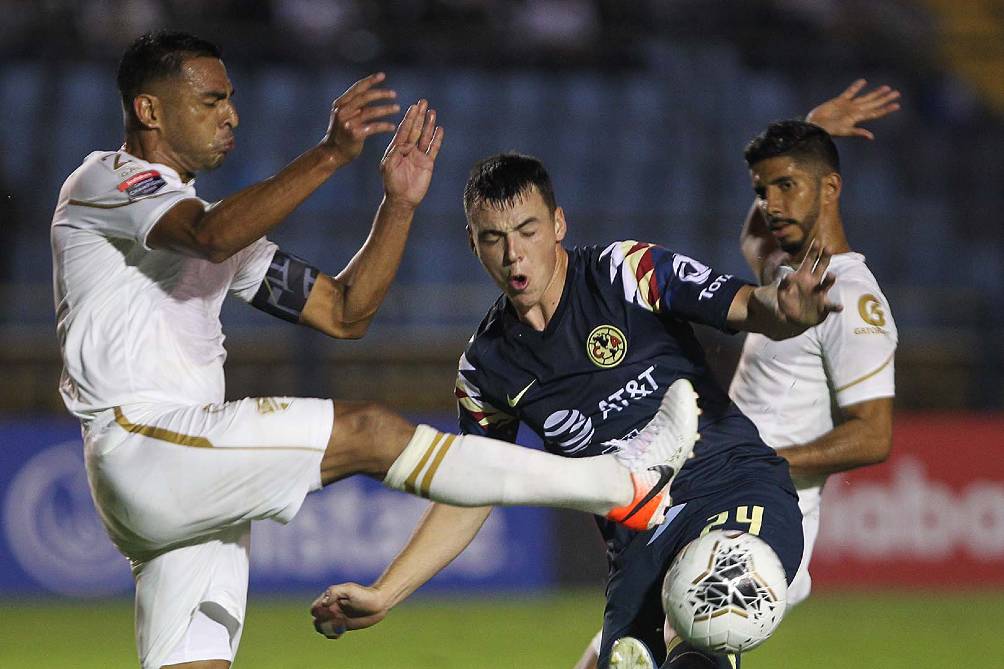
741, 80, 901, 284
310, 504, 491, 638
148, 73, 399, 262
727, 240, 842, 339
300, 101, 444, 338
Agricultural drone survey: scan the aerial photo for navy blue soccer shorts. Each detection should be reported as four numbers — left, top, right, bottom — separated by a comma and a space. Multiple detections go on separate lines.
596, 479, 803, 668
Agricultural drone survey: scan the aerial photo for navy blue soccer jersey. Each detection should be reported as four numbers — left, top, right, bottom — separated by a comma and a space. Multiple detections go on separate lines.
455, 241, 795, 534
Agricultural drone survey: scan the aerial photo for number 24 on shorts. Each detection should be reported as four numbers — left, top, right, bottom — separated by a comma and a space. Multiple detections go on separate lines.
700, 505, 764, 536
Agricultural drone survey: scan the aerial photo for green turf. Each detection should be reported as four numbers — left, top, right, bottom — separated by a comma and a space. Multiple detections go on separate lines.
1, 590, 1001, 667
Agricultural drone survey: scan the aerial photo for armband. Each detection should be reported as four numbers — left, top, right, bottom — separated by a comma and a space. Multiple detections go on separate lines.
251, 249, 320, 323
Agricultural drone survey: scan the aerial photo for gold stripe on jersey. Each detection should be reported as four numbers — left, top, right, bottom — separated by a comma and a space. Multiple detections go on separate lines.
68, 190, 181, 209
834, 352, 894, 394
113, 406, 214, 448
404, 432, 444, 496
420, 434, 457, 497
68, 199, 134, 209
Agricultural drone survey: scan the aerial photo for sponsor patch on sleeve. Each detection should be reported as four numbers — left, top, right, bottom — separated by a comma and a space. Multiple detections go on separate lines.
117, 170, 166, 198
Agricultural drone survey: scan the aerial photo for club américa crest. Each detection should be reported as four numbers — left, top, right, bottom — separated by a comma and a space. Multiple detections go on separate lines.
586, 324, 627, 368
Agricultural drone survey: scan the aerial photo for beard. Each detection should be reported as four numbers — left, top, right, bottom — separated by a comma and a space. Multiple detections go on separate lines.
775, 196, 821, 257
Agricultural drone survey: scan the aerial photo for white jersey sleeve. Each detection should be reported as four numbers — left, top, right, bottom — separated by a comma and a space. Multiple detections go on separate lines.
64, 150, 204, 248
818, 269, 897, 408
228, 237, 280, 303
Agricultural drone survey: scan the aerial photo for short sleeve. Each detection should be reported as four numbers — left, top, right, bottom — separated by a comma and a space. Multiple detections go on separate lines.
455, 351, 519, 441
65, 152, 201, 249
599, 240, 751, 331
229, 237, 280, 302
819, 277, 898, 407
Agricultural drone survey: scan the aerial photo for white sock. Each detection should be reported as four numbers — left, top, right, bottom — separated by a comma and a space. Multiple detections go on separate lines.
383, 425, 633, 515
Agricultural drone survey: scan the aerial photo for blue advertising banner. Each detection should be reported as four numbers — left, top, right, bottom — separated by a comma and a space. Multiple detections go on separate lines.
0, 415, 554, 597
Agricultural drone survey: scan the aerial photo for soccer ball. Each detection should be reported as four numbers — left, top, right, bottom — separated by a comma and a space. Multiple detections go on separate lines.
662, 530, 787, 654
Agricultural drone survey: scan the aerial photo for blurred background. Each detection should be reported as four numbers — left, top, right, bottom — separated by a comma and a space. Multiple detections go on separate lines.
1, 1, 1002, 667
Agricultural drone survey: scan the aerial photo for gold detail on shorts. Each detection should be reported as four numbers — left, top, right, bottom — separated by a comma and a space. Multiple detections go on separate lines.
256, 397, 291, 415
113, 407, 214, 448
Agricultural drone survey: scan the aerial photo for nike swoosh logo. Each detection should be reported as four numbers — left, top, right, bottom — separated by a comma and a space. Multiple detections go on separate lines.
620, 464, 675, 526
506, 380, 536, 407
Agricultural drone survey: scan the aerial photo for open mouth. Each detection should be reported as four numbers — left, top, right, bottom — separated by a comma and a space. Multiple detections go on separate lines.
508, 274, 529, 291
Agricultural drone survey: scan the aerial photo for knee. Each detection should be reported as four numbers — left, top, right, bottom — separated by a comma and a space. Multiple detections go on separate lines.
324, 401, 415, 476
335, 401, 413, 443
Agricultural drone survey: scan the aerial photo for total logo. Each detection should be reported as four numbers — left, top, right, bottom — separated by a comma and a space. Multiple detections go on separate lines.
2, 442, 131, 596
699, 273, 732, 301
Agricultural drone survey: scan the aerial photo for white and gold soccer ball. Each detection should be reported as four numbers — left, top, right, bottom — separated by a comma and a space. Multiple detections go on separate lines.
662, 530, 787, 654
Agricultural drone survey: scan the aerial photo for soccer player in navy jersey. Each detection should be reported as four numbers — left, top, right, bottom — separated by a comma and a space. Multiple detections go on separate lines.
310, 154, 842, 667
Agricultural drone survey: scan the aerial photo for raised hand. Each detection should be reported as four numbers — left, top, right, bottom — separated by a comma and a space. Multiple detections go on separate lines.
777, 240, 843, 327
310, 583, 391, 639
322, 72, 400, 164
805, 79, 901, 140
380, 99, 444, 208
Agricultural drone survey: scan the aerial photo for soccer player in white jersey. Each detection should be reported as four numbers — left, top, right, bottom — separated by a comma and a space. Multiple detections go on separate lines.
51, 32, 705, 669
730, 80, 901, 608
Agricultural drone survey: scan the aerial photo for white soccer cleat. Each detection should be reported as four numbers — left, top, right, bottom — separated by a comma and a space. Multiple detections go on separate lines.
607, 378, 700, 531
609, 636, 657, 669
621, 377, 701, 474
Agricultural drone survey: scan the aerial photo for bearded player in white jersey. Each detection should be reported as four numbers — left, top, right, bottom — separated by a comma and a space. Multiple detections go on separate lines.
730, 80, 900, 609
51, 31, 702, 669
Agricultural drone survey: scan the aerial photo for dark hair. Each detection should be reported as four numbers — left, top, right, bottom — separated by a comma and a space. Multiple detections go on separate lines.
117, 31, 222, 112
463, 153, 557, 216
744, 120, 840, 175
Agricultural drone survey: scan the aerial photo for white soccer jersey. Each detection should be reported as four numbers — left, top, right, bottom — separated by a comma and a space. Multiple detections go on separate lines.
729, 252, 897, 490
729, 252, 896, 604
51, 149, 277, 420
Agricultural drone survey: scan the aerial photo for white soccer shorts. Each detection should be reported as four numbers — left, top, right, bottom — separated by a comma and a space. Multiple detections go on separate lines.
82, 396, 334, 668
787, 489, 822, 607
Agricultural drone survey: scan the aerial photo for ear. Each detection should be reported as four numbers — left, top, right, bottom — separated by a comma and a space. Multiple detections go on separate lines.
821, 172, 842, 205
132, 94, 162, 130
553, 206, 567, 243
466, 224, 477, 256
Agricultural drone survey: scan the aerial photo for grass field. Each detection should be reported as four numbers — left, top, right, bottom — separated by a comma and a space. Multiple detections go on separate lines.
1, 590, 1000, 667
